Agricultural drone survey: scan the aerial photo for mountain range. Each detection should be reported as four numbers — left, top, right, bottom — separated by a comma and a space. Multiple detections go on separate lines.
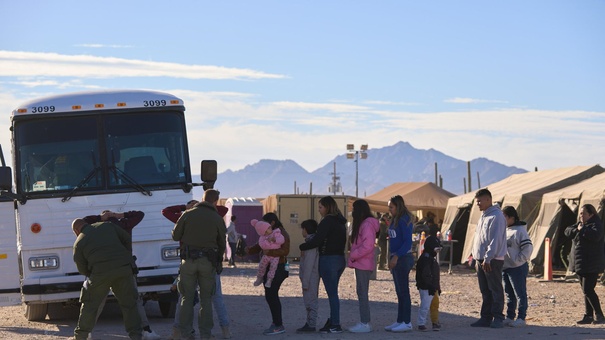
196, 141, 527, 199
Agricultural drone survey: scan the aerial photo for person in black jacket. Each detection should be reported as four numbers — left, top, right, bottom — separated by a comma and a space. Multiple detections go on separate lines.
299, 196, 347, 334
415, 235, 441, 331
564, 204, 605, 325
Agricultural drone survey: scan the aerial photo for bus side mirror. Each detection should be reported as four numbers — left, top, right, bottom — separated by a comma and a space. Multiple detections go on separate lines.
201, 160, 217, 190
0, 167, 12, 191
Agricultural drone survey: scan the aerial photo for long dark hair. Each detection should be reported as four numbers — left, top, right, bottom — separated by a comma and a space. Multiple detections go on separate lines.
262, 212, 284, 230
351, 199, 373, 244
319, 196, 342, 216
389, 195, 413, 225
581, 203, 598, 217
501, 206, 520, 224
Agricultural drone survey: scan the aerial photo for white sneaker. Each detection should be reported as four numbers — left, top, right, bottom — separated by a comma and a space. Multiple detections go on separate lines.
384, 322, 401, 331
142, 329, 161, 340
391, 322, 413, 333
503, 318, 514, 326
511, 319, 526, 327
348, 322, 371, 333
87, 334, 93, 340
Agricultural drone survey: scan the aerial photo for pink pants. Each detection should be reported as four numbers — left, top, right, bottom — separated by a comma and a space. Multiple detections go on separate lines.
257, 255, 280, 285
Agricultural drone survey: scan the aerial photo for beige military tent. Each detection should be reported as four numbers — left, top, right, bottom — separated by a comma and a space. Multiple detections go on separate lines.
350, 182, 455, 220
439, 191, 476, 264
529, 171, 605, 273
442, 165, 604, 265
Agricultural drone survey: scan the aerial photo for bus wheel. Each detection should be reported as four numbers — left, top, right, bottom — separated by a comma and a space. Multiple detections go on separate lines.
25, 303, 48, 321
158, 300, 176, 318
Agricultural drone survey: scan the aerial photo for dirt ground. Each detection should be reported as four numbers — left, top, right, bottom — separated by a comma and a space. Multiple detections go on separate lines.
1, 262, 605, 340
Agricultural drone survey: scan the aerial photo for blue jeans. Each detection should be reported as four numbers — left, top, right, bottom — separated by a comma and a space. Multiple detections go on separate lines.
503, 262, 528, 320
391, 252, 414, 324
318, 255, 345, 326
477, 259, 505, 321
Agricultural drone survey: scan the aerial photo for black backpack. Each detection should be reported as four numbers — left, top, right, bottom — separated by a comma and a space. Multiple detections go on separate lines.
235, 235, 247, 257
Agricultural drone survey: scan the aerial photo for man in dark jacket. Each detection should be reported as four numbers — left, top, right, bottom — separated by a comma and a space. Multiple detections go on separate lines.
72, 218, 142, 340
564, 204, 605, 325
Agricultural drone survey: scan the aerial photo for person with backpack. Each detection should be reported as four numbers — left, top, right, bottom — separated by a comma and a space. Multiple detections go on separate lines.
416, 235, 442, 331
226, 216, 239, 268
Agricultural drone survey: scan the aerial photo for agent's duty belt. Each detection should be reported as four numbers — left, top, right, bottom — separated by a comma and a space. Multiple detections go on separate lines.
187, 250, 207, 259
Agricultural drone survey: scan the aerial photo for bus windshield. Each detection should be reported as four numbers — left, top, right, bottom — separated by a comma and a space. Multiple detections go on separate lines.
16, 110, 190, 194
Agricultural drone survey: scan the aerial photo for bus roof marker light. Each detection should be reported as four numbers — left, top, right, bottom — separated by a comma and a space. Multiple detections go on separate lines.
94, 104, 104, 108
31, 223, 41, 234
170, 100, 180, 105
17, 108, 27, 113
117, 102, 127, 107
72, 105, 82, 110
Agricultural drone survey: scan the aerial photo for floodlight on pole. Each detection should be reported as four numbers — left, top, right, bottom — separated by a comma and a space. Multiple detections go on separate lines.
346, 144, 368, 198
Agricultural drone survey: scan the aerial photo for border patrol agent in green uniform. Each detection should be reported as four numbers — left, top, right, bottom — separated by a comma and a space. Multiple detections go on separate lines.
172, 189, 226, 340
72, 218, 143, 340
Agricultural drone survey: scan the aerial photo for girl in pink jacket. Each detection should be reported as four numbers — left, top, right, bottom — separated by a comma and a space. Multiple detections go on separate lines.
347, 199, 380, 333
252, 219, 285, 288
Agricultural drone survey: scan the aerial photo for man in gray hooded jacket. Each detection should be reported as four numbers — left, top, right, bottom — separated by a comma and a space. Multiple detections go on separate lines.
470, 188, 507, 329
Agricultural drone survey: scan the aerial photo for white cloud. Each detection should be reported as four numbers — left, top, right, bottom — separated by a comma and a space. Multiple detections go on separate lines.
2, 79, 102, 89
170, 90, 605, 173
0, 86, 603, 175
444, 97, 508, 104
0, 50, 286, 80
75, 44, 135, 49
271, 101, 369, 112
363, 100, 422, 106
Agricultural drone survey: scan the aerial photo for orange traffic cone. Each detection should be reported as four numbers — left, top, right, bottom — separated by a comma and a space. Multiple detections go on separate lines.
544, 237, 553, 281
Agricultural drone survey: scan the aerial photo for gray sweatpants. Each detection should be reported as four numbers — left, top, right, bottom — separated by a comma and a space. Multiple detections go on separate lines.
302, 275, 320, 327
355, 268, 373, 324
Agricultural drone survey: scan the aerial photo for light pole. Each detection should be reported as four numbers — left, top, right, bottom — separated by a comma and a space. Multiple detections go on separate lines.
346, 144, 368, 197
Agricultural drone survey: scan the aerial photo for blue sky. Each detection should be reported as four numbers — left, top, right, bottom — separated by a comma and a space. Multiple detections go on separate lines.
0, 1, 604, 175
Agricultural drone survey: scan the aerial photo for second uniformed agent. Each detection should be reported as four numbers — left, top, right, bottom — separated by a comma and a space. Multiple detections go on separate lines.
171, 189, 226, 339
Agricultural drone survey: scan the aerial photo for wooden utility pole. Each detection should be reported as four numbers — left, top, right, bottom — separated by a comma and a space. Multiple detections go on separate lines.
467, 161, 472, 192
435, 162, 438, 185
477, 171, 481, 189
463, 177, 467, 193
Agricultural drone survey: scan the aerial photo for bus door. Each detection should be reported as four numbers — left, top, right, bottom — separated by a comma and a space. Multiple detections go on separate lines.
0, 199, 21, 306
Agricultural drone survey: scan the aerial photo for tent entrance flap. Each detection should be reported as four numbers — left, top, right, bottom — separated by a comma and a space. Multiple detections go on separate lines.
441, 206, 470, 266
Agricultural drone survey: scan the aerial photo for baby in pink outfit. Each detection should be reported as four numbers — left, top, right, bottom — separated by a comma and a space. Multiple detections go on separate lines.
251, 219, 285, 288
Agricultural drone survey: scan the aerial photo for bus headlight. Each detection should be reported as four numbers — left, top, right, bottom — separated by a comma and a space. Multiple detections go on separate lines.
162, 246, 180, 260
29, 256, 60, 270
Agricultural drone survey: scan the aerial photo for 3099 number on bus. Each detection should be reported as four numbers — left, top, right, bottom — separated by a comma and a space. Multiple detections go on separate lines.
143, 100, 167, 107
30, 106, 56, 113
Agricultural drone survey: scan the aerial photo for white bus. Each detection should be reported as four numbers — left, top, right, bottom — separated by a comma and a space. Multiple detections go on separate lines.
0, 90, 217, 320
